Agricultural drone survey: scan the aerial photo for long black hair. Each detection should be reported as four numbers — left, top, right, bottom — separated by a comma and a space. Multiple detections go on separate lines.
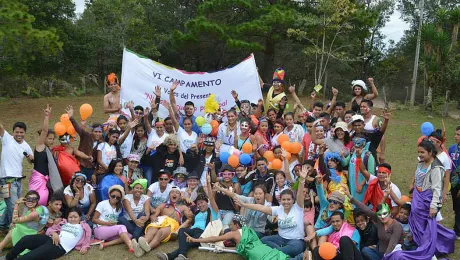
105, 129, 122, 159
107, 159, 124, 174
419, 139, 438, 157
133, 123, 147, 150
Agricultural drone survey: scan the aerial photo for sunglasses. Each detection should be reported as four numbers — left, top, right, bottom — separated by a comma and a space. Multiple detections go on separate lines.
75, 178, 86, 183
159, 178, 169, 181
219, 172, 235, 176
328, 199, 340, 205
134, 110, 144, 116
25, 197, 39, 203
110, 195, 121, 200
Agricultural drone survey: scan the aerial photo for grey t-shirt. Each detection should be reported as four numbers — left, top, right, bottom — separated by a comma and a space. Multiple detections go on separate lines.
324, 137, 349, 157
237, 195, 268, 233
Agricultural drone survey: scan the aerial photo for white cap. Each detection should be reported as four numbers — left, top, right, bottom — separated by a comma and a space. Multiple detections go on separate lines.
335, 121, 349, 132
351, 80, 368, 92
351, 115, 364, 123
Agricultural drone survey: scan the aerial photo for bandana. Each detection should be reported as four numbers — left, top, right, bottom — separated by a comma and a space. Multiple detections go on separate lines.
73, 173, 87, 181
130, 178, 147, 190
232, 214, 247, 227
155, 121, 164, 127
353, 137, 367, 147
377, 166, 391, 175
93, 126, 103, 132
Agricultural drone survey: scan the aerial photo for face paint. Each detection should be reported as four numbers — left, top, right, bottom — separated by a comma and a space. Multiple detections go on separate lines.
377, 203, 391, 219
241, 121, 249, 131
241, 102, 250, 115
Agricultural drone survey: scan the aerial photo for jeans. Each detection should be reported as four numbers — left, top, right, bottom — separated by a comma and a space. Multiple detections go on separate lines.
219, 210, 235, 229
6, 234, 66, 260
313, 237, 363, 260
80, 167, 94, 182
261, 234, 305, 257
0, 178, 21, 229
452, 185, 460, 236
167, 228, 203, 259
143, 166, 153, 186
361, 246, 384, 260
118, 213, 146, 240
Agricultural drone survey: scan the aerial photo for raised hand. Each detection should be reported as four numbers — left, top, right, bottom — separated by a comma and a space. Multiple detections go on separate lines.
311, 91, 316, 99
332, 87, 338, 96
66, 105, 74, 118
44, 104, 52, 117
231, 90, 238, 99
382, 111, 391, 120
257, 99, 263, 107
288, 84, 296, 94
126, 101, 134, 110
170, 80, 180, 92
150, 100, 158, 113
299, 165, 309, 179
162, 100, 171, 109
368, 77, 374, 84
154, 85, 161, 97
128, 119, 139, 129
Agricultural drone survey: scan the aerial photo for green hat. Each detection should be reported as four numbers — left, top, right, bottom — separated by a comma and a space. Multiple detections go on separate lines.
130, 178, 147, 191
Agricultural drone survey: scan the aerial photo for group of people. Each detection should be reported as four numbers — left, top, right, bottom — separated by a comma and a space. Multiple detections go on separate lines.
0, 68, 458, 260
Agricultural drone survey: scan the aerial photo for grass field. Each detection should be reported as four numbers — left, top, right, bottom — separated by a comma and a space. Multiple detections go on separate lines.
0, 95, 459, 259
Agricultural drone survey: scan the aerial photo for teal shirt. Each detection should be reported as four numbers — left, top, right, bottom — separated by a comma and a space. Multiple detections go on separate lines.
191, 207, 218, 230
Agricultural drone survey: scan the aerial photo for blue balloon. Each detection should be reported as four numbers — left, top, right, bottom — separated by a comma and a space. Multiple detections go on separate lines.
421, 122, 434, 136
240, 154, 251, 165
97, 174, 124, 202
201, 123, 212, 135
219, 152, 230, 164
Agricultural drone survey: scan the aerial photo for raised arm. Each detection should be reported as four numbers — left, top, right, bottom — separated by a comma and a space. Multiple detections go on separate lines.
379, 111, 390, 134
36, 104, 52, 152
164, 100, 179, 131
207, 174, 219, 213
234, 196, 272, 215
344, 185, 377, 221
288, 85, 306, 110
169, 80, 180, 118
67, 105, 86, 137
296, 165, 308, 208
364, 78, 378, 100
310, 120, 325, 145
326, 88, 338, 115
119, 119, 138, 145
144, 107, 153, 135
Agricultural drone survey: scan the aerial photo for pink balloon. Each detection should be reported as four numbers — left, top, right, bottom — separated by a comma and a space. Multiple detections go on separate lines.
233, 149, 242, 157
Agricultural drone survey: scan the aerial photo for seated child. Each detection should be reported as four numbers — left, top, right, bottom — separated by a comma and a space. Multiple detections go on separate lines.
397, 203, 417, 251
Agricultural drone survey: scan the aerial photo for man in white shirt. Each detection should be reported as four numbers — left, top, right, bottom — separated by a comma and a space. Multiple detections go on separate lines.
0, 122, 34, 230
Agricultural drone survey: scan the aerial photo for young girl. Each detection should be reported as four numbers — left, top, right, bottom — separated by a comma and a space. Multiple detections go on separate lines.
63, 173, 96, 222
172, 167, 188, 190
182, 172, 203, 208
122, 154, 143, 190
235, 118, 256, 153
217, 110, 240, 153
349, 78, 378, 113
130, 124, 149, 159
4, 207, 91, 259
283, 112, 305, 145
119, 179, 150, 241
0, 191, 47, 254
117, 115, 132, 160
93, 185, 133, 252
147, 170, 172, 213
96, 129, 122, 176
106, 159, 127, 190
169, 106, 197, 153
272, 171, 291, 206
271, 119, 285, 147
254, 118, 271, 159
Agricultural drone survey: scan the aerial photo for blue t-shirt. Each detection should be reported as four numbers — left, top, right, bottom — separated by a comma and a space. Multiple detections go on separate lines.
191, 207, 218, 230
232, 176, 252, 196
448, 144, 460, 173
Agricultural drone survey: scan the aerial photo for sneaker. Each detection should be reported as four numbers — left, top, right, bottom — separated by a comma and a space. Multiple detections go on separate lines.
174, 254, 189, 260
99, 242, 106, 250
170, 232, 178, 241
132, 239, 145, 257
90, 237, 104, 246
155, 252, 169, 260
138, 237, 151, 252
457, 235, 460, 240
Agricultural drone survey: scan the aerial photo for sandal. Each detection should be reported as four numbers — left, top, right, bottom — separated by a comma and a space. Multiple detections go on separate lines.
99, 242, 106, 250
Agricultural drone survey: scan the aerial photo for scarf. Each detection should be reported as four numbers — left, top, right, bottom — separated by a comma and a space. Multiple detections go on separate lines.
327, 221, 356, 249
265, 86, 286, 112
363, 178, 391, 212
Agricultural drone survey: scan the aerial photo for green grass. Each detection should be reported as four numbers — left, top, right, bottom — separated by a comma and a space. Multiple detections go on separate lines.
0, 96, 459, 259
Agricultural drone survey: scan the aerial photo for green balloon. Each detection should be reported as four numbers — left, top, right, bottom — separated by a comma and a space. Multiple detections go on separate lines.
195, 116, 206, 127
285, 104, 290, 109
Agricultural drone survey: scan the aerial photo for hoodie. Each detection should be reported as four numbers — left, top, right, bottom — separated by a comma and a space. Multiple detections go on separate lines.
45, 219, 92, 251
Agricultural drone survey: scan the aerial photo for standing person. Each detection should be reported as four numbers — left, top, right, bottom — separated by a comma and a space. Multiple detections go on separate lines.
63, 173, 97, 222
103, 73, 122, 116
93, 185, 134, 252
66, 105, 104, 181
254, 118, 271, 159
119, 179, 150, 241
167, 101, 197, 154
448, 126, 460, 238
311, 120, 353, 156
235, 165, 309, 257
389, 140, 455, 259
30, 105, 61, 206
271, 119, 285, 147
235, 118, 256, 153
184, 137, 221, 187
218, 110, 240, 153
283, 112, 305, 145
169, 80, 201, 134
0, 121, 33, 231
3, 207, 91, 260
263, 67, 288, 114
428, 130, 452, 204
349, 78, 378, 114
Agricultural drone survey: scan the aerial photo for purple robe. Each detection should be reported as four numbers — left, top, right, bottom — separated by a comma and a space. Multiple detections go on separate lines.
383, 189, 455, 260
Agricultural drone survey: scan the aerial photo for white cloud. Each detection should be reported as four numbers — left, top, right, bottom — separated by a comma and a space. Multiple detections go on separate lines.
381, 10, 410, 43
73, 0, 85, 14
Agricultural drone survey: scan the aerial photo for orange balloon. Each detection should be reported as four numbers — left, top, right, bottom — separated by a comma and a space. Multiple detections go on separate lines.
319, 242, 337, 260
62, 120, 72, 128
60, 113, 70, 123
242, 143, 253, 154
278, 134, 289, 145
285, 151, 291, 161
401, 195, 411, 203
80, 103, 93, 120
281, 141, 292, 153
291, 142, 302, 154
66, 125, 76, 136
210, 120, 219, 129
211, 127, 218, 137
272, 159, 283, 170
227, 155, 240, 168
264, 151, 275, 162
54, 122, 66, 136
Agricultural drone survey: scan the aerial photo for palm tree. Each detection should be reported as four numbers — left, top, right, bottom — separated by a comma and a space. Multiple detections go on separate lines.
449, 7, 460, 50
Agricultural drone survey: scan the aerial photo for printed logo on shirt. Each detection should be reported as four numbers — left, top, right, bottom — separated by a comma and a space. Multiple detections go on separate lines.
61, 223, 81, 237
165, 159, 175, 168
278, 216, 297, 229
451, 152, 459, 161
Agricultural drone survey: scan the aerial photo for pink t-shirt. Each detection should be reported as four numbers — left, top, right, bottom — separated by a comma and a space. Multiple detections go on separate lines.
302, 133, 312, 160
303, 208, 315, 225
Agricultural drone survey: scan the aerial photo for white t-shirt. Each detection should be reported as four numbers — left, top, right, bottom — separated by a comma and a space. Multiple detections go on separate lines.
368, 175, 402, 207
177, 127, 197, 153
123, 194, 149, 220
59, 223, 83, 253
271, 203, 305, 240
201, 155, 212, 186
63, 184, 94, 208
147, 131, 169, 148
0, 131, 32, 178
437, 152, 452, 171
97, 142, 117, 166
95, 200, 122, 228
120, 131, 134, 159
148, 182, 172, 208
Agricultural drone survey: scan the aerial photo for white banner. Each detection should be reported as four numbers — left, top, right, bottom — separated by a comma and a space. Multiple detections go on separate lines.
120, 48, 262, 119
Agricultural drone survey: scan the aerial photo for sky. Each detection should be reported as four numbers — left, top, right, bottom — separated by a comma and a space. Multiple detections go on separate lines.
72, 0, 410, 44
